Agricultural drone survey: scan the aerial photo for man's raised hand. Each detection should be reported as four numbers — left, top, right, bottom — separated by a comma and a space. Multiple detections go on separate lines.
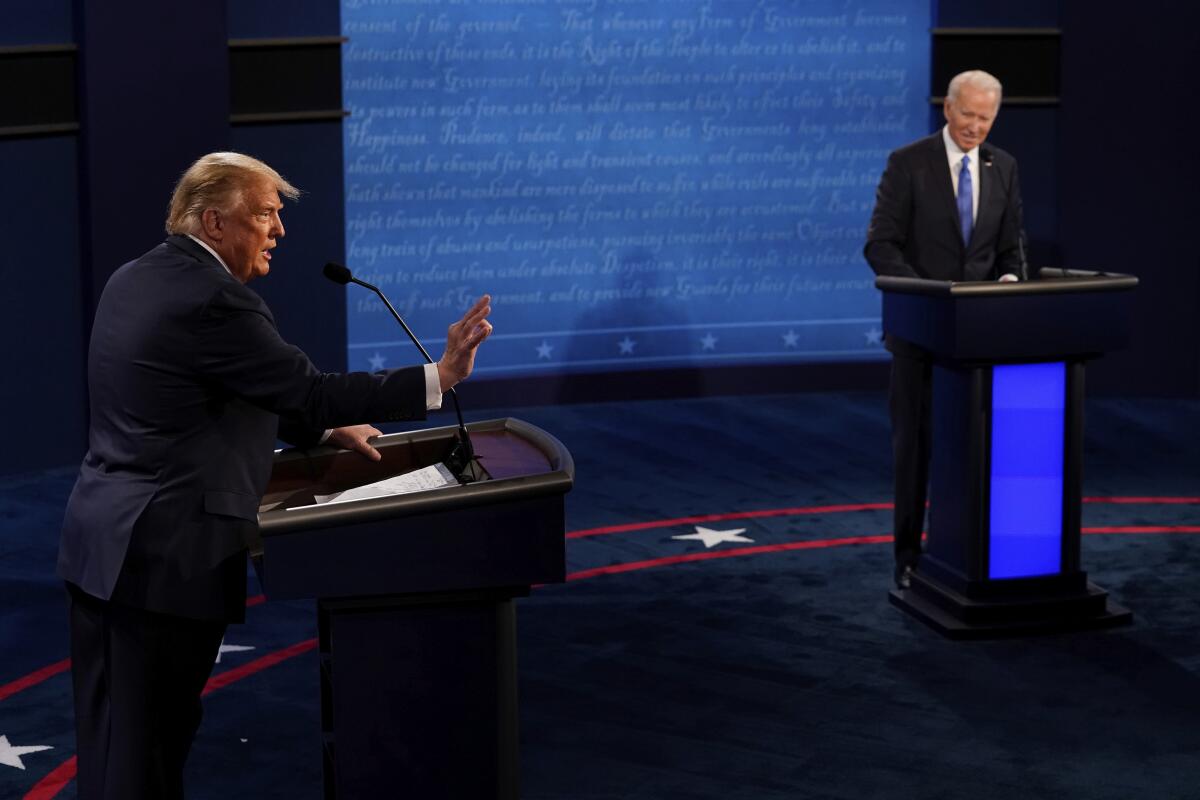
437, 295, 492, 392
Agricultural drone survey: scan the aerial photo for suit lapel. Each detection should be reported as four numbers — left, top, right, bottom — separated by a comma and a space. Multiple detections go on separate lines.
925, 134, 964, 247
972, 152, 1000, 255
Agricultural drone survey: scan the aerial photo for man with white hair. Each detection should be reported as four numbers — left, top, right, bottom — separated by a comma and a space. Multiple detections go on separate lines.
59, 152, 493, 799
864, 70, 1026, 589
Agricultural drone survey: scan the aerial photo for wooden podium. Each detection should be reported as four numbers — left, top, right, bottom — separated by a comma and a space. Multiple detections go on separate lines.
877, 269, 1138, 638
254, 417, 573, 799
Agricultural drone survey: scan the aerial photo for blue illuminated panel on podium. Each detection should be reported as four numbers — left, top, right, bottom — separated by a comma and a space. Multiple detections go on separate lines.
988, 362, 1065, 579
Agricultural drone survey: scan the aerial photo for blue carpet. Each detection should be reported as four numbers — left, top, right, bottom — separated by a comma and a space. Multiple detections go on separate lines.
1, 392, 1198, 799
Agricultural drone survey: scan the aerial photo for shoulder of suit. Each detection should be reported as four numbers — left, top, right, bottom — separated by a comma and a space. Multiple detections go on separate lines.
984, 143, 1017, 166
119, 237, 271, 318
888, 132, 943, 163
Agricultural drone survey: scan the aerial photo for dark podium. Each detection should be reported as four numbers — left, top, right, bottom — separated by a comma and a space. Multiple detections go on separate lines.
254, 417, 573, 799
877, 269, 1138, 638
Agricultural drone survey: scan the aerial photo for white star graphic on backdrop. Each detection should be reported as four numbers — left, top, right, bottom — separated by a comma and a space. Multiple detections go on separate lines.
367, 352, 387, 370
700, 333, 718, 351
536, 341, 553, 359
215, 639, 255, 664
864, 327, 883, 345
672, 525, 753, 549
782, 330, 799, 348
617, 336, 637, 355
0, 735, 53, 770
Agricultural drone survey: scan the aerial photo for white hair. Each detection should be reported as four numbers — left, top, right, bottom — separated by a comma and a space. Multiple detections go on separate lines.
946, 70, 1003, 106
166, 152, 299, 235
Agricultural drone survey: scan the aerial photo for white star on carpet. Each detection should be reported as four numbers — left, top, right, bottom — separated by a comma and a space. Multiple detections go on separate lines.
617, 336, 637, 355
0, 735, 53, 771
864, 327, 883, 345
536, 341, 553, 359
215, 640, 256, 664
672, 525, 753, 549
782, 330, 799, 348
367, 352, 387, 370
700, 333, 718, 351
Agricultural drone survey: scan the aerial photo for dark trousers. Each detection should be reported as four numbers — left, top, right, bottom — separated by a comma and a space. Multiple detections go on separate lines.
67, 583, 226, 800
888, 352, 933, 568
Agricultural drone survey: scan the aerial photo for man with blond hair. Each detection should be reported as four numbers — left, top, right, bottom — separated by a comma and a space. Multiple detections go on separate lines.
59, 152, 493, 799
864, 70, 1026, 590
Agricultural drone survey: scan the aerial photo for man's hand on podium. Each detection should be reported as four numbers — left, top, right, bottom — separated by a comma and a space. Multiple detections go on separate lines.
437, 294, 493, 393
328, 424, 384, 461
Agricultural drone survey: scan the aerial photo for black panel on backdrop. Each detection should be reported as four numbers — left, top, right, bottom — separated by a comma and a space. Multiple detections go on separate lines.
229, 38, 345, 123
931, 30, 1060, 102
0, 45, 77, 136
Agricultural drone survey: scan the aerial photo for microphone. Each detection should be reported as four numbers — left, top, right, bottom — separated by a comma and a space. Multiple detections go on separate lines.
323, 262, 479, 483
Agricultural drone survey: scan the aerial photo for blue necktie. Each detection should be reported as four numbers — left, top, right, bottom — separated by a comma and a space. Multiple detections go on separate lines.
957, 155, 973, 245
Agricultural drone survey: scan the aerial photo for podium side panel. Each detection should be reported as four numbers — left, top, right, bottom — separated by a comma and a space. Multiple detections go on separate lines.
951, 291, 1133, 361
325, 597, 518, 800
927, 366, 986, 587
261, 495, 566, 600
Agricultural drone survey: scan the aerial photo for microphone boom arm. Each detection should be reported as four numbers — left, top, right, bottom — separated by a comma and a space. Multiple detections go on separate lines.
327, 265, 479, 482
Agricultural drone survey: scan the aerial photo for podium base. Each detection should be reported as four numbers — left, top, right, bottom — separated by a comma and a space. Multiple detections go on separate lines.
889, 572, 1133, 639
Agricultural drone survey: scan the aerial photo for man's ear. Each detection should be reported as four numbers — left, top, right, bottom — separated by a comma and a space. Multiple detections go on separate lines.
200, 208, 223, 240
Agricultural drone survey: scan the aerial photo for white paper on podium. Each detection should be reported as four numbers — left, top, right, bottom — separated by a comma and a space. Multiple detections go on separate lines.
308, 462, 459, 506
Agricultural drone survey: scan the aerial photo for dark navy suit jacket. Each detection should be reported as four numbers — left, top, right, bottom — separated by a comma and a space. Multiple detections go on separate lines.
863, 131, 1026, 355
59, 235, 426, 622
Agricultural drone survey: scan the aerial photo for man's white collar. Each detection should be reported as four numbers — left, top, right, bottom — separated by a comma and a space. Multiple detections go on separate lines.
942, 125, 979, 162
186, 234, 233, 277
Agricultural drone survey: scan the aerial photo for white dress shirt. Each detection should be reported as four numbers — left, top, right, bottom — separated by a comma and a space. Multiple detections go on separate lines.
939, 129, 1018, 281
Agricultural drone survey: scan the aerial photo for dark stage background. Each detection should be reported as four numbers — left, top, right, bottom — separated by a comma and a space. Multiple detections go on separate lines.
1, 0, 1198, 476
2, 3, 1200, 798
2, 393, 1199, 799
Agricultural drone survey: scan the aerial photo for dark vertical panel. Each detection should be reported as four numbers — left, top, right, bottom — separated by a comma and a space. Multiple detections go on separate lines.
230, 121, 348, 372
936, 0, 1059, 27
226, 0, 340, 39
1, 1, 74, 44
75, 0, 230, 316
0, 136, 86, 474
1059, 5, 1200, 395
987, 106, 1059, 267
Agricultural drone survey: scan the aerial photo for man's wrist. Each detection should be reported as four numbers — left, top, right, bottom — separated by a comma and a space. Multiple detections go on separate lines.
436, 360, 455, 393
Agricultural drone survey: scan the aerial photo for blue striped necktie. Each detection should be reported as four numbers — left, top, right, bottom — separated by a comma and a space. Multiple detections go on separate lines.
957, 155, 973, 245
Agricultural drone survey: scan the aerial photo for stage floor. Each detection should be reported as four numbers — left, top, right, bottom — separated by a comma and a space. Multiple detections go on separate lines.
2, 392, 1198, 799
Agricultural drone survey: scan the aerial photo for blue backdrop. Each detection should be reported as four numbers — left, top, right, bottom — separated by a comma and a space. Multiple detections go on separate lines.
342, 0, 930, 378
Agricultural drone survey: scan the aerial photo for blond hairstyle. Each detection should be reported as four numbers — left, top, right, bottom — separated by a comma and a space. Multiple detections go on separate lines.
946, 70, 1003, 106
165, 152, 300, 235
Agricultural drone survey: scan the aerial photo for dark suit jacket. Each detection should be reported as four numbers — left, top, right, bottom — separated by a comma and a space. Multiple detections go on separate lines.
865, 130, 1024, 277
59, 235, 427, 622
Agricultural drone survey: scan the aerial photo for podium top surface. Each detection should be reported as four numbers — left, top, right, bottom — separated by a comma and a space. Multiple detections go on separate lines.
875, 269, 1138, 362
258, 417, 573, 537
875, 269, 1137, 297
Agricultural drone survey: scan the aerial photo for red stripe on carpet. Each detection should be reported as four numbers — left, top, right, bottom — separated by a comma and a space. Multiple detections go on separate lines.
22, 639, 317, 799
1082, 496, 1200, 504
21, 757, 76, 800
2, 595, 270, 705
1084, 525, 1200, 534
202, 638, 317, 695
0, 659, 70, 703
567, 535, 894, 580
566, 503, 894, 539
567, 496, 1200, 540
